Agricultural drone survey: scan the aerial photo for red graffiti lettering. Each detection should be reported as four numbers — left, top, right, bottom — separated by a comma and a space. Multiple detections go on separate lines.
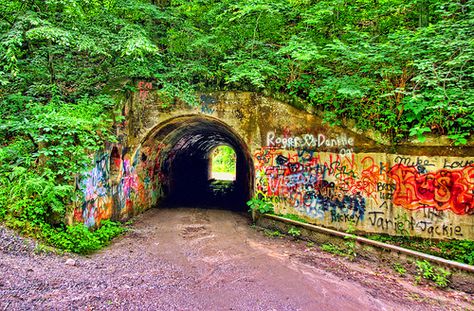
389, 164, 474, 215
138, 81, 153, 100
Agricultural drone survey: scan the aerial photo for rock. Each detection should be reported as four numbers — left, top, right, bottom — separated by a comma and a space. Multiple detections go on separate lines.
65, 259, 76, 266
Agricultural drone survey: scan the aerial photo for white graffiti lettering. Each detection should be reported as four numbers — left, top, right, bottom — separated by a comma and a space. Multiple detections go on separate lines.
266, 131, 355, 149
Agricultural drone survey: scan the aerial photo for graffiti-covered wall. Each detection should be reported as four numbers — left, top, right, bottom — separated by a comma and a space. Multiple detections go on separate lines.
72, 89, 473, 240
74, 145, 162, 227
74, 139, 181, 227
254, 147, 473, 239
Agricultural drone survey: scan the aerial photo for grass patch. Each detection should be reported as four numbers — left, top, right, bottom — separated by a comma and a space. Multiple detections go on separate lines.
2, 217, 125, 255
367, 234, 474, 265
321, 243, 346, 256
264, 229, 282, 238
276, 213, 308, 223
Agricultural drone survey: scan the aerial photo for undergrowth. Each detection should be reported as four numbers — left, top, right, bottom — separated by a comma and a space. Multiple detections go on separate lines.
368, 234, 474, 266
415, 260, 451, 288
2, 215, 124, 255
0, 97, 123, 255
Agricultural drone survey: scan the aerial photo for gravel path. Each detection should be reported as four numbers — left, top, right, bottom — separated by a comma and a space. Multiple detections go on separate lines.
1, 208, 473, 310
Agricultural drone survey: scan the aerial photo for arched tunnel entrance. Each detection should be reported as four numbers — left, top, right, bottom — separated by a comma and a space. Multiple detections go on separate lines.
139, 115, 254, 212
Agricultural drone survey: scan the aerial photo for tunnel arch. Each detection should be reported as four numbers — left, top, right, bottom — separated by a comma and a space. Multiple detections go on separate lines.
136, 115, 254, 212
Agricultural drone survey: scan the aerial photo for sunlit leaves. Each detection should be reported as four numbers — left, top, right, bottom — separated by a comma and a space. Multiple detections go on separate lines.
223, 57, 278, 89
119, 26, 159, 60
278, 36, 326, 62
26, 26, 72, 46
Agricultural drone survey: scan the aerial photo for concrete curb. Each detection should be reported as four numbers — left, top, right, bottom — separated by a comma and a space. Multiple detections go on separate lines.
262, 214, 474, 274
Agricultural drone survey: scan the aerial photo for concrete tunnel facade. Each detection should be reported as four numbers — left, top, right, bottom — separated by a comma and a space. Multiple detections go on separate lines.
73, 91, 474, 240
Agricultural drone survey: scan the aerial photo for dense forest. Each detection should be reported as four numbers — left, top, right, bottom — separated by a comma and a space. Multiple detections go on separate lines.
0, 0, 473, 252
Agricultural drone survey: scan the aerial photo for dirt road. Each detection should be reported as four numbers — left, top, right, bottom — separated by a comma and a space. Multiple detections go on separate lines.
1, 208, 472, 310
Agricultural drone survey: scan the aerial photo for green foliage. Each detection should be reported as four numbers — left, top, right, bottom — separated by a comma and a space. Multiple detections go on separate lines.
415, 260, 451, 288
287, 226, 301, 238
39, 220, 124, 255
277, 213, 308, 223
321, 243, 345, 256
1, 1, 472, 145
264, 229, 282, 238
0, 93, 118, 253
247, 195, 275, 214
318, 222, 358, 259
0, 0, 130, 252
157, 0, 473, 143
393, 263, 407, 276
367, 234, 474, 266
437, 239, 474, 265
344, 220, 357, 260
1, 0, 473, 252
321, 241, 357, 259
0, 168, 72, 225
211, 145, 236, 174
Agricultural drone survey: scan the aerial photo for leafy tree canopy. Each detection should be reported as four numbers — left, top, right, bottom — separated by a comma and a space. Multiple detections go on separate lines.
1, 0, 473, 143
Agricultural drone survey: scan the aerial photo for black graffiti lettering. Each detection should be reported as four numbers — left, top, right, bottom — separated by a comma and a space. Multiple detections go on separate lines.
331, 212, 342, 223
378, 201, 389, 209
444, 159, 474, 169
376, 217, 384, 229
376, 182, 396, 192
422, 208, 444, 220
379, 162, 387, 175
442, 224, 458, 237
368, 211, 384, 226
417, 221, 430, 231
394, 156, 434, 167
408, 217, 416, 230
385, 218, 393, 230
367, 211, 463, 238
442, 224, 449, 236
275, 155, 288, 165
379, 193, 393, 200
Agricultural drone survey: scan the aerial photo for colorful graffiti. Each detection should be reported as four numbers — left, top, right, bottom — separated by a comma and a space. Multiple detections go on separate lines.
254, 148, 369, 224
389, 164, 474, 215
75, 143, 167, 227
115, 152, 139, 214
75, 122, 473, 239
75, 153, 113, 227
254, 137, 474, 238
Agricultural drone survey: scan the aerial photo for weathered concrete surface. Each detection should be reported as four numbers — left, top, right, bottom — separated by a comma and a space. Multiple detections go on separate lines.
73, 90, 474, 240
2, 209, 473, 310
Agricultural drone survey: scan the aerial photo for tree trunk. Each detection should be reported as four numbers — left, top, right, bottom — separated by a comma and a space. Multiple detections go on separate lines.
418, 0, 429, 28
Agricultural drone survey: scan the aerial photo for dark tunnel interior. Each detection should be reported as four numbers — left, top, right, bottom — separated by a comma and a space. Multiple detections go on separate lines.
145, 116, 254, 212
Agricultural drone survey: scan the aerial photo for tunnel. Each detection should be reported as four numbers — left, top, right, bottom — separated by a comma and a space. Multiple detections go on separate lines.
138, 115, 254, 212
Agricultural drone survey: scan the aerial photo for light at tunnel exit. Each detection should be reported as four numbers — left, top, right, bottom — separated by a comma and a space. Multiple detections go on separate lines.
210, 145, 236, 181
